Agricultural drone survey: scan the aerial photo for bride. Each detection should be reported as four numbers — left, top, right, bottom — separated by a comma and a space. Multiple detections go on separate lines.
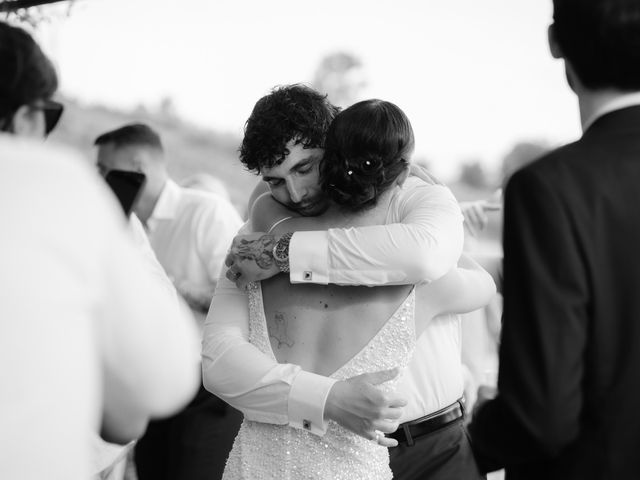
222, 99, 492, 479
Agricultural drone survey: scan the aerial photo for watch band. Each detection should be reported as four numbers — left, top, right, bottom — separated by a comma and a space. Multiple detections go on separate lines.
272, 232, 293, 273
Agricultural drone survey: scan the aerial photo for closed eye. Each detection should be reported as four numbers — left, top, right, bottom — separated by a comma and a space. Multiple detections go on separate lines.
294, 160, 316, 175
264, 177, 284, 187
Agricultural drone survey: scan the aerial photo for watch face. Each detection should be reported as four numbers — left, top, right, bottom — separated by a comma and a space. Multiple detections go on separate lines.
272, 234, 289, 259
273, 245, 286, 262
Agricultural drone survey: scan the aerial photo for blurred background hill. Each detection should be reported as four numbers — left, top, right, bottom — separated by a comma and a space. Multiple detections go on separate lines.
4, 0, 557, 232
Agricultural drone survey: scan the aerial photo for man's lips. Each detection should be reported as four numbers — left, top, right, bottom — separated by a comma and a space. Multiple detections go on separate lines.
294, 200, 327, 215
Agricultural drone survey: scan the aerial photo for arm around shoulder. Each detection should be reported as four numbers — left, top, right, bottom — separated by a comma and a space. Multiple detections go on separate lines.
289, 180, 464, 286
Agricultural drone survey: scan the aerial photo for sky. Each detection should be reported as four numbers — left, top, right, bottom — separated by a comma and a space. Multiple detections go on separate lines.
35, 0, 582, 181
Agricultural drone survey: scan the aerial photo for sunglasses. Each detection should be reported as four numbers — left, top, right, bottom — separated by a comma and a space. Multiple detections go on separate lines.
31, 99, 64, 136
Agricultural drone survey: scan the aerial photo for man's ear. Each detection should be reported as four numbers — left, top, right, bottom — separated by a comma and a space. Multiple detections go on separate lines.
548, 24, 563, 59
11, 105, 44, 138
133, 149, 153, 173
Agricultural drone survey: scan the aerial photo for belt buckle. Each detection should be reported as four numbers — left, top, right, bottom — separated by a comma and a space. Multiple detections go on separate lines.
402, 423, 414, 447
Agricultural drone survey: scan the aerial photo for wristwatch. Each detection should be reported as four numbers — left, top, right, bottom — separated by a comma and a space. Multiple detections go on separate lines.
272, 232, 293, 273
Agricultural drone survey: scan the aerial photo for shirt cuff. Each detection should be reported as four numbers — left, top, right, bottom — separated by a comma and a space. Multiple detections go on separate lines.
289, 231, 330, 284
288, 371, 337, 436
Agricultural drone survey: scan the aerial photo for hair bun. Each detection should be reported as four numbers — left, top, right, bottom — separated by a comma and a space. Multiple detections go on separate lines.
319, 99, 414, 212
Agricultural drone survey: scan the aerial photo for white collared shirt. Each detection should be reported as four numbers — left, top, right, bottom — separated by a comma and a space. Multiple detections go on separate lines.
203, 176, 464, 435
145, 179, 243, 318
582, 91, 640, 132
0, 137, 200, 479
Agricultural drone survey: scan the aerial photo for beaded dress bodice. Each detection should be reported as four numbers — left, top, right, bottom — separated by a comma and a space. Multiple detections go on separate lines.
222, 282, 416, 480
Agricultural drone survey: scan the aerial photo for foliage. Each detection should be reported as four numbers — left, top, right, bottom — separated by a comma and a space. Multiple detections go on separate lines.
311, 52, 367, 108
0, 0, 75, 26
459, 159, 491, 189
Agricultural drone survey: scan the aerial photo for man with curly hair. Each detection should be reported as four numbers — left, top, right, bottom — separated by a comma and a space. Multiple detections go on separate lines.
203, 84, 487, 479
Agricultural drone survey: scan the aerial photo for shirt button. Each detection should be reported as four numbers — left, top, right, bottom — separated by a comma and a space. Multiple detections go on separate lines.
303, 271, 313, 281
303, 419, 311, 430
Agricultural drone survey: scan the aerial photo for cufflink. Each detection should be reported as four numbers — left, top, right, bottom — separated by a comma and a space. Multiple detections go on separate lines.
303, 271, 313, 281
303, 419, 311, 430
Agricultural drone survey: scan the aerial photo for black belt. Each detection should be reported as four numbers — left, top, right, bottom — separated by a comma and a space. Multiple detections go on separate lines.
389, 399, 464, 447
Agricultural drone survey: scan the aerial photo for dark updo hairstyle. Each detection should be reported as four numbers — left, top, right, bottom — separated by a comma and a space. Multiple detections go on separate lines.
321, 99, 414, 212
0, 21, 58, 130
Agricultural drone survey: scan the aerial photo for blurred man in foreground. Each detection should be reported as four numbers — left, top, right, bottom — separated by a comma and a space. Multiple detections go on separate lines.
0, 21, 200, 480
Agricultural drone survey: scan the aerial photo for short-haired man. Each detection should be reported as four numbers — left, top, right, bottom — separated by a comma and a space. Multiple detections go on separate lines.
469, 1, 640, 478
95, 123, 243, 480
204, 84, 490, 479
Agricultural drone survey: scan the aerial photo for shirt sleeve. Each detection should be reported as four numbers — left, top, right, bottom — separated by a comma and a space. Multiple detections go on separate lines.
129, 214, 176, 296
289, 181, 464, 285
201, 223, 337, 436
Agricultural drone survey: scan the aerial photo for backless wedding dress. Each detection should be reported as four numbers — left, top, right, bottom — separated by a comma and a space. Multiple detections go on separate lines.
222, 282, 416, 480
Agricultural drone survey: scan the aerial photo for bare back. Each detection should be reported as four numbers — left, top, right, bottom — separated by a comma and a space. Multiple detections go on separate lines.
252, 191, 413, 376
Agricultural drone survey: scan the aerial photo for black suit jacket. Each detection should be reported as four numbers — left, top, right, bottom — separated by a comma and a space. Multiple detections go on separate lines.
469, 105, 640, 480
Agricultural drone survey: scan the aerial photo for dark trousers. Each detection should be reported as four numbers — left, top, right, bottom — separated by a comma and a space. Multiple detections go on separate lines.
135, 384, 242, 480
390, 418, 485, 480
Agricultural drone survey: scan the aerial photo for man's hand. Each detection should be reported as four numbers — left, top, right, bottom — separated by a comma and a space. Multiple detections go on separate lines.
472, 384, 498, 419
225, 232, 281, 289
460, 189, 503, 238
324, 368, 408, 448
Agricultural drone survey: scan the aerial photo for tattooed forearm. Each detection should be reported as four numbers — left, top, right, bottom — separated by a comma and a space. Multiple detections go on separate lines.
270, 311, 295, 349
233, 235, 276, 269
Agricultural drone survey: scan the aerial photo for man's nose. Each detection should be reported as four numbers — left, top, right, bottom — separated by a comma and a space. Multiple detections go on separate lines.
286, 180, 306, 204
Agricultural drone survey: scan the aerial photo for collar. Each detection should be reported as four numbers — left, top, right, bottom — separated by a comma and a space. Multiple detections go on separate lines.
582, 91, 640, 132
146, 179, 181, 231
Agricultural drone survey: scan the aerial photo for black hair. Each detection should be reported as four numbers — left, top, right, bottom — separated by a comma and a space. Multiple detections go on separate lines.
321, 99, 414, 212
553, 0, 640, 90
0, 21, 58, 129
239, 84, 339, 174
94, 123, 163, 151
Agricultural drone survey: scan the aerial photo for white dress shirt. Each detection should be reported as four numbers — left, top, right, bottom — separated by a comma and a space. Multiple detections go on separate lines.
289, 181, 463, 285
0, 137, 201, 480
581, 91, 640, 132
203, 176, 464, 435
398, 313, 464, 422
145, 179, 242, 319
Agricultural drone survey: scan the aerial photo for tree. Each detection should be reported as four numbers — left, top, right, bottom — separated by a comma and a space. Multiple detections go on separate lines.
311, 51, 367, 108
459, 160, 490, 189
0, 0, 76, 25
0, 0, 69, 10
